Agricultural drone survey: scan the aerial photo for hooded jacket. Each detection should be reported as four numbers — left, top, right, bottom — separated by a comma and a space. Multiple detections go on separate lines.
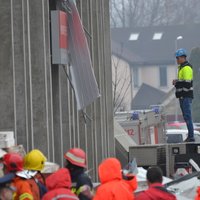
42, 168, 79, 200
135, 183, 177, 200
93, 158, 137, 200
195, 187, 200, 200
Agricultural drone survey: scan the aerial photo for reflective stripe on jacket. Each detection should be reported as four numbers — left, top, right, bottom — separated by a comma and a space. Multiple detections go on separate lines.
51, 194, 78, 200
42, 188, 79, 200
175, 61, 193, 98
18, 193, 33, 200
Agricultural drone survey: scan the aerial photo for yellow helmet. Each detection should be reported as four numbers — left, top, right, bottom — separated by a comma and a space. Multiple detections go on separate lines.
24, 149, 47, 171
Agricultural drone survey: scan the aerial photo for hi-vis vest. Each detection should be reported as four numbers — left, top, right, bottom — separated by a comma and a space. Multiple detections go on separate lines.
71, 183, 82, 196
175, 62, 193, 98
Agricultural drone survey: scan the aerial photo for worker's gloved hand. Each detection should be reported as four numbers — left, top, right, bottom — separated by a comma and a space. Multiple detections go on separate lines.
79, 185, 94, 199
172, 79, 177, 86
122, 158, 138, 180
123, 173, 135, 181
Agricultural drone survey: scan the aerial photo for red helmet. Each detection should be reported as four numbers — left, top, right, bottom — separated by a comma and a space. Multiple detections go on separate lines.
64, 148, 86, 168
3, 153, 24, 172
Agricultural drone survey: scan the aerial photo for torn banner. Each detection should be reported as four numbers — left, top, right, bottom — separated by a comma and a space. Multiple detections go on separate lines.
67, 0, 100, 110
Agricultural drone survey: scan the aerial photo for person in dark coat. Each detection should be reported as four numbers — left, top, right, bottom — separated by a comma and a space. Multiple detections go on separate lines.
64, 148, 93, 200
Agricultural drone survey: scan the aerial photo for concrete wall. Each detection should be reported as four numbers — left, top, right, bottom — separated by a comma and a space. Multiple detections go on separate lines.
0, 0, 114, 181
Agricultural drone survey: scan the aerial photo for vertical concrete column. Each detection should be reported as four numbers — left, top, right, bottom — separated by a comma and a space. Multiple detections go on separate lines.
52, 65, 60, 164
90, 0, 104, 176
26, 0, 53, 156
102, 0, 115, 157
0, 1, 14, 132
59, 65, 73, 155
78, 0, 94, 174
80, 0, 114, 179
11, 0, 28, 149
43, 0, 54, 161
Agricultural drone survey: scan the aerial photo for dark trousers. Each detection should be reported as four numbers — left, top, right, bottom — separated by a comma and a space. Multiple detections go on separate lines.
179, 97, 194, 139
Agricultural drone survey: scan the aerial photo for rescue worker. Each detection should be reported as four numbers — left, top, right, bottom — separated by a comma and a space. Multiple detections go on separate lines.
93, 157, 137, 200
42, 168, 79, 200
64, 148, 93, 200
2, 153, 33, 200
135, 166, 177, 200
173, 48, 194, 142
0, 173, 15, 200
23, 149, 48, 199
195, 187, 200, 200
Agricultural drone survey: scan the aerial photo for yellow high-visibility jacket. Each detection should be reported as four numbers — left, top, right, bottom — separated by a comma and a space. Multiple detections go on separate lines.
175, 61, 193, 98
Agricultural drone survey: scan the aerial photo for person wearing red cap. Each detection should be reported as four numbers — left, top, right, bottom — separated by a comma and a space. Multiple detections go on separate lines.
64, 148, 93, 200
2, 153, 34, 200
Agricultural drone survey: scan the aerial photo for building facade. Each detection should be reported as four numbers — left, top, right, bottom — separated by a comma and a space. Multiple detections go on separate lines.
131, 64, 176, 98
0, 0, 114, 180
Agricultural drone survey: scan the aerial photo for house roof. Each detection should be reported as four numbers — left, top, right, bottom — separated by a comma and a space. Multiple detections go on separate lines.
131, 83, 167, 110
111, 24, 200, 66
111, 40, 143, 64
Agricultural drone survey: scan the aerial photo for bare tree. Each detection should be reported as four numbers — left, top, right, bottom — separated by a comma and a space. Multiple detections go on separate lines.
110, 0, 200, 27
110, 0, 126, 27
112, 55, 131, 113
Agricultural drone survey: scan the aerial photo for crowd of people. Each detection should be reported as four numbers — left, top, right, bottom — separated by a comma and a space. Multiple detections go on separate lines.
0, 45, 196, 199
0, 148, 94, 200
0, 147, 199, 200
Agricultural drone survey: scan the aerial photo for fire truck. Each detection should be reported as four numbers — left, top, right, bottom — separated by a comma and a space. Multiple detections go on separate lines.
115, 106, 200, 178
115, 105, 166, 145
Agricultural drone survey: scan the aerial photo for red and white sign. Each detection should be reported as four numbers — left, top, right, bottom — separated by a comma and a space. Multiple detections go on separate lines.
59, 12, 68, 49
51, 11, 68, 64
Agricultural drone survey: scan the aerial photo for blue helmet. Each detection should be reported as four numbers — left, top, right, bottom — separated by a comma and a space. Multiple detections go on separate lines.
175, 48, 187, 57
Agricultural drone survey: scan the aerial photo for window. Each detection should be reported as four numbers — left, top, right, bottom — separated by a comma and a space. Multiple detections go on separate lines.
132, 67, 139, 88
129, 33, 139, 41
159, 65, 167, 87
153, 32, 163, 40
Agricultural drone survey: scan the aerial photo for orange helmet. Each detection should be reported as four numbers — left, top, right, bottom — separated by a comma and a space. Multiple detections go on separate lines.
64, 148, 86, 168
3, 153, 24, 172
